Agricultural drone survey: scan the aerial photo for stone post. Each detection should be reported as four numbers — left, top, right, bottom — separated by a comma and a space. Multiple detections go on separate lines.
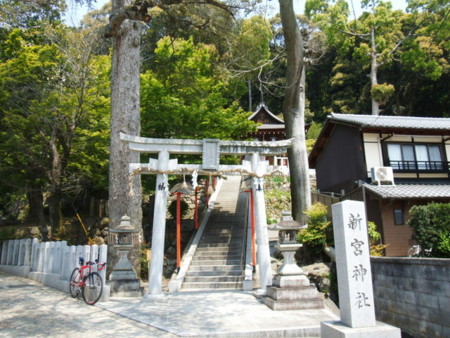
67, 245, 77, 279
12, 240, 19, 265
75, 245, 84, 267
23, 239, 32, 267
37, 242, 43, 272
53, 241, 62, 274
43, 242, 51, 273
98, 244, 108, 285
1, 241, 8, 265
60, 245, 69, 281
7, 240, 14, 265
18, 239, 25, 266
30, 238, 39, 271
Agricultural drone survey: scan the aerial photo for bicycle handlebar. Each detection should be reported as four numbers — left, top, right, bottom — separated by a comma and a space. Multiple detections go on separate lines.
78, 257, 106, 269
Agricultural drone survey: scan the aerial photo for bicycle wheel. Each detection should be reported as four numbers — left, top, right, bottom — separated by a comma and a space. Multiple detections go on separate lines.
82, 272, 103, 305
69, 268, 82, 298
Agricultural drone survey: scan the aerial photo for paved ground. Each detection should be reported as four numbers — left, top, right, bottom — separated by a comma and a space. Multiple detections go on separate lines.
0, 271, 174, 337
0, 271, 340, 337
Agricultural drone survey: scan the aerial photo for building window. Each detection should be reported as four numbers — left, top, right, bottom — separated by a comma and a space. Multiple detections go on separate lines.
386, 143, 444, 171
393, 209, 404, 225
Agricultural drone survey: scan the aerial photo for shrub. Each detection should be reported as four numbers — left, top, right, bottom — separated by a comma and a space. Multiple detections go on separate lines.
296, 203, 332, 264
408, 202, 450, 258
368, 221, 388, 256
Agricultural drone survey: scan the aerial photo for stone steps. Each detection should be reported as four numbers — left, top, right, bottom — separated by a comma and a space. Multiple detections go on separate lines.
181, 176, 247, 291
186, 265, 242, 277
184, 275, 243, 283
263, 297, 324, 311
190, 260, 242, 266
191, 255, 242, 262
182, 281, 244, 290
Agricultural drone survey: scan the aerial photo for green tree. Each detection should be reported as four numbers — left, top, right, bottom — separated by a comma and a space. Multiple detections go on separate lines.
0, 26, 110, 232
230, 16, 273, 111
141, 36, 255, 140
408, 202, 450, 258
307, 0, 408, 115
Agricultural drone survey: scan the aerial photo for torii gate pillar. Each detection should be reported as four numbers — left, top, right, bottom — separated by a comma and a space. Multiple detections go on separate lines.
146, 150, 172, 298
251, 153, 273, 293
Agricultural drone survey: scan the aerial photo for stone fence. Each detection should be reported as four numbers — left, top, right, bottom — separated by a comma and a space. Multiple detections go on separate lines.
0, 238, 109, 301
371, 257, 450, 338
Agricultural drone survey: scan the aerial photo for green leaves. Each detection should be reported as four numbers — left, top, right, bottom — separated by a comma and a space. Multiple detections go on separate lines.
408, 203, 450, 258
141, 36, 256, 140
0, 23, 111, 224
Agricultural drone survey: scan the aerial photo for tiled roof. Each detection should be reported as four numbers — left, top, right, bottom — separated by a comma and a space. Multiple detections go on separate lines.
363, 184, 450, 199
329, 113, 450, 130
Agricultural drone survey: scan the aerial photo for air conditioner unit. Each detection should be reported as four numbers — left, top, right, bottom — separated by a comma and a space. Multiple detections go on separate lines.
371, 166, 395, 185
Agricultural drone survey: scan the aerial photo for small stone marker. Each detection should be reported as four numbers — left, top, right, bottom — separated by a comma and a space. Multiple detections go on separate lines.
321, 200, 401, 337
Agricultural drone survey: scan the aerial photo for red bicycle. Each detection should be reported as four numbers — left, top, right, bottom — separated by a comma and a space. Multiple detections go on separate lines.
69, 257, 106, 305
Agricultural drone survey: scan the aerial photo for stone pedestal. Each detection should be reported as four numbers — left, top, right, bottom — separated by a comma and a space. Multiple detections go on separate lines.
321, 321, 401, 338
263, 272, 324, 311
263, 240, 324, 310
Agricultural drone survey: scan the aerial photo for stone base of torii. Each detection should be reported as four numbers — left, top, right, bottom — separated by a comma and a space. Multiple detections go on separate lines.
110, 134, 294, 298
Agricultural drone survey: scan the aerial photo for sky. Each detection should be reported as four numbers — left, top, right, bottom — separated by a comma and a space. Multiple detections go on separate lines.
63, 0, 408, 27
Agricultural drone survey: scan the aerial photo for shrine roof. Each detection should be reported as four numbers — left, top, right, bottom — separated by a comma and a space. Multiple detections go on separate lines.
248, 103, 285, 125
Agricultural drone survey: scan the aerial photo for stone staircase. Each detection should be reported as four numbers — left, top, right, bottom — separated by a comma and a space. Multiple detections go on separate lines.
181, 176, 248, 291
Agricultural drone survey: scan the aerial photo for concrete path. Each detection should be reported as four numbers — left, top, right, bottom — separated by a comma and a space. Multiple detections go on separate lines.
0, 271, 174, 337
0, 271, 339, 337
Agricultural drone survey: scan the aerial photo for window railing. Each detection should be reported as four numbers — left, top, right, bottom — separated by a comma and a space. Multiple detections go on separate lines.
388, 160, 449, 173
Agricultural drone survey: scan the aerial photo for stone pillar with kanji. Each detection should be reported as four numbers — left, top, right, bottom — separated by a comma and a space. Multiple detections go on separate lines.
321, 200, 400, 337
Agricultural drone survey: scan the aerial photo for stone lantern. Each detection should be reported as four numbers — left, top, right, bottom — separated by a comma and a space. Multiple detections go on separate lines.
263, 211, 323, 311
271, 211, 305, 276
108, 215, 142, 296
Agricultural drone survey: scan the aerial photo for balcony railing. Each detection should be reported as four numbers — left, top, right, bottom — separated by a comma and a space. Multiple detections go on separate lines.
388, 160, 449, 173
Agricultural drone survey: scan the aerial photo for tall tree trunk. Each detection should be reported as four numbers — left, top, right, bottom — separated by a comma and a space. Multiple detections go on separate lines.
370, 27, 380, 116
108, 0, 143, 274
279, 0, 311, 225
48, 190, 63, 236
26, 184, 46, 226
248, 80, 252, 112
48, 132, 63, 235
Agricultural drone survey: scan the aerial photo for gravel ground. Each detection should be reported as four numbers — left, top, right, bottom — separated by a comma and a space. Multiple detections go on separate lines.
0, 271, 175, 337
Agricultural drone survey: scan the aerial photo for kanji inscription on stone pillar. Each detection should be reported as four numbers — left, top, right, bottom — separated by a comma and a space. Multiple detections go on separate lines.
332, 200, 376, 328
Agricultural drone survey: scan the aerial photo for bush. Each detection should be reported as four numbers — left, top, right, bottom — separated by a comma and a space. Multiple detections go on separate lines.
408, 202, 450, 258
296, 203, 332, 264
368, 221, 388, 256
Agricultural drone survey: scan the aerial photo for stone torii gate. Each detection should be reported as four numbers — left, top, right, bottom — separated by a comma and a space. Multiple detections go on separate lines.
120, 133, 293, 297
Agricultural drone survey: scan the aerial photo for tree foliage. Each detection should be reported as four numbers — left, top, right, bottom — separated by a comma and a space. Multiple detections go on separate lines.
408, 202, 450, 258
0, 21, 110, 231
304, 0, 449, 118
141, 36, 256, 140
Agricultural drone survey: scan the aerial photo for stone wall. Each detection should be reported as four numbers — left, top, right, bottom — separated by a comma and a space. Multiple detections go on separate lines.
371, 257, 450, 337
